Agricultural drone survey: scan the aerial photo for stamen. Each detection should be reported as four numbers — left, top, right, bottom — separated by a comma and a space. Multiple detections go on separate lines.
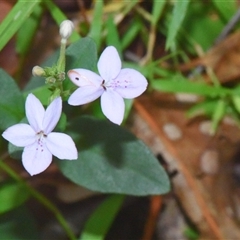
101, 80, 107, 90
36, 131, 47, 152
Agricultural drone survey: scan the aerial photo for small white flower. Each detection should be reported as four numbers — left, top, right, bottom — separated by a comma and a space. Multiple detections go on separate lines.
2, 94, 78, 176
68, 46, 148, 124
59, 20, 74, 40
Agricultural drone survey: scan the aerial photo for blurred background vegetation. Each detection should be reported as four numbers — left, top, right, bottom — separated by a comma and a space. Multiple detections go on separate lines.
1, 0, 240, 239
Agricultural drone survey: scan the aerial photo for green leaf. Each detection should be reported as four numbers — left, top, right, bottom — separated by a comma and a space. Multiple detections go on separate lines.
232, 95, 240, 113
16, 4, 43, 56
123, 99, 133, 123
79, 195, 125, 240
211, 99, 226, 133
166, 0, 190, 50
58, 116, 170, 196
0, 182, 30, 214
8, 143, 23, 160
121, 19, 141, 49
212, 0, 236, 22
187, 100, 218, 118
152, 0, 166, 25
24, 85, 52, 106
88, 0, 103, 50
106, 15, 122, 58
184, 227, 199, 240
0, 69, 24, 130
181, 2, 224, 51
0, 0, 42, 51
66, 37, 98, 71
56, 112, 67, 132
0, 206, 39, 239
152, 78, 231, 97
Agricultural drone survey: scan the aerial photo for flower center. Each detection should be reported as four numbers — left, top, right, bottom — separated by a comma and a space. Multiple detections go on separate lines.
36, 131, 47, 152
101, 79, 130, 91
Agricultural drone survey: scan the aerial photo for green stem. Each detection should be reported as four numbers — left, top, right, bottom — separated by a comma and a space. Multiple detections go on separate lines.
57, 40, 66, 73
0, 159, 76, 240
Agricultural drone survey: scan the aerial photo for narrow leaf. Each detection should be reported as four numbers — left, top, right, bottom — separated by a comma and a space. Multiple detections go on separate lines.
152, 78, 231, 97
0, 0, 42, 51
187, 100, 217, 118
121, 19, 141, 49
88, 0, 103, 49
106, 15, 122, 58
232, 95, 240, 113
79, 195, 125, 240
16, 4, 43, 55
152, 0, 166, 25
211, 99, 226, 133
166, 0, 190, 50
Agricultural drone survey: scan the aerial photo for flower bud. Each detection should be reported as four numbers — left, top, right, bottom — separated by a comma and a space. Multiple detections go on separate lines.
32, 66, 45, 77
59, 20, 74, 40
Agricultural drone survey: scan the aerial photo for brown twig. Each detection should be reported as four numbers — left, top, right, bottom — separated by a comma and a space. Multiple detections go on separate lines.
142, 195, 163, 240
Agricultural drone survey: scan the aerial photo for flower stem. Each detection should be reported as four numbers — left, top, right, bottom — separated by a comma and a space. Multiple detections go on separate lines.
57, 40, 66, 73
0, 159, 76, 240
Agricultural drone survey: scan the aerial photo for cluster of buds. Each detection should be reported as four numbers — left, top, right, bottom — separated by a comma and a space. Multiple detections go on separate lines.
32, 65, 65, 84
32, 20, 74, 97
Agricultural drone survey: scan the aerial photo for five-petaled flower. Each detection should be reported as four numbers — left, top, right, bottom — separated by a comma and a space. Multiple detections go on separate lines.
2, 94, 78, 176
68, 46, 148, 125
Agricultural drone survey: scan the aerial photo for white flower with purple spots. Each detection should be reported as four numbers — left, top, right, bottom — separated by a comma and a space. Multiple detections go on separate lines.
68, 46, 148, 125
2, 94, 77, 176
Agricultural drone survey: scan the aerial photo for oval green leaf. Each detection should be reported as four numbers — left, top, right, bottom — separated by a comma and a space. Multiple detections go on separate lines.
58, 116, 170, 196
0, 69, 24, 130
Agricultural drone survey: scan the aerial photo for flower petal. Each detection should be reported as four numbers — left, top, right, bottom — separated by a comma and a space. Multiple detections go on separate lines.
68, 86, 104, 106
68, 69, 102, 87
97, 46, 121, 81
113, 68, 148, 98
2, 123, 36, 147
22, 142, 52, 176
25, 94, 45, 132
101, 90, 124, 125
43, 97, 62, 134
46, 132, 78, 160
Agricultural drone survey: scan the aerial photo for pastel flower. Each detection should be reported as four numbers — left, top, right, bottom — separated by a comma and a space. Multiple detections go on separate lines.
2, 94, 78, 176
68, 46, 148, 125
